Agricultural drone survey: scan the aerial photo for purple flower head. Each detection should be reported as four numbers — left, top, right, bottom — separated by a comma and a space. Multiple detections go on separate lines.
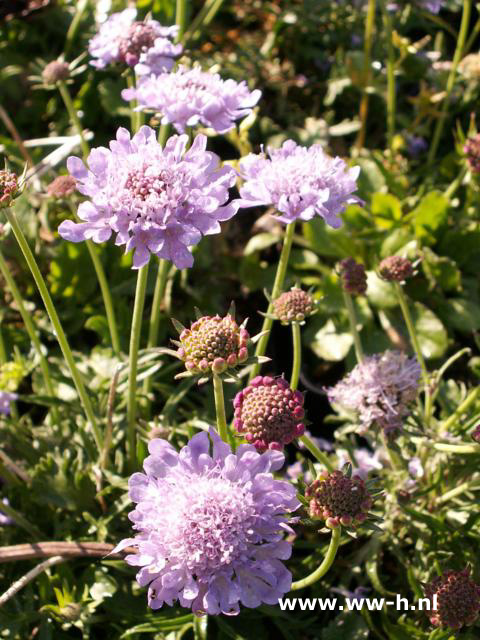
113, 428, 299, 615
88, 9, 182, 75
237, 140, 361, 226
0, 391, 17, 416
326, 351, 422, 436
58, 127, 239, 269
122, 66, 261, 134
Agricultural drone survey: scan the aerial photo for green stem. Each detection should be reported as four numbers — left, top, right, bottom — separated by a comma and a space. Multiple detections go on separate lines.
127, 263, 150, 469
437, 480, 477, 505
355, 0, 377, 150
0, 248, 58, 422
394, 283, 431, 420
64, 0, 88, 55
445, 165, 468, 200
290, 322, 301, 391
291, 526, 341, 591
464, 17, 480, 53
384, 4, 396, 154
343, 291, 364, 363
299, 434, 334, 472
182, 0, 226, 45
442, 386, 480, 433
70, 205, 120, 355
213, 374, 228, 443
126, 73, 137, 133
57, 81, 89, 161
249, 222, 296, 381
427, 0, 471, 166
193, 615, 208, 640
433, 442, 479, 454
382, 432, 406, 471
4, 206, 102, 451
0, 499, 43, 539
176, 0, 188, 42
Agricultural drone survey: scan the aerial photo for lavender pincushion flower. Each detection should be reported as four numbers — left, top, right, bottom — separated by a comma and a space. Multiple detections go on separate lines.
237, 140, 361, 226
88, 8, 182, 76
122, 66, 261, 134
327, 351, 421, 435
113, 429, 299, 615
58, 127, 239, 269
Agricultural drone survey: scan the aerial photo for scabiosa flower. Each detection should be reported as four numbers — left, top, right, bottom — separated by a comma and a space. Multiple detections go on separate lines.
272, 287, 317, 325
88, 9, 182, 76
173, 311, 250, 376
58, 127, 239, 269
237, 140, 361, 227
305, 469, 374, 529
338, 258, 367, 295
233, 376, 305, 452
42, 60, 69, 85
112, 428, 300, 615
0, 169, 19, 209
326, 351, 422, 435
47, 175, 77, 199
378, 256, 414, 282
0, 391, 17, 416
424, 567, 480, 630
464, 134, 480, 173
122, 66, 261, 134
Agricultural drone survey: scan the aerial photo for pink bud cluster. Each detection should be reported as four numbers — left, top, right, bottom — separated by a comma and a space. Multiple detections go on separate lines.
424, 567, 480, 630
0, 170, 18, 209
177, 314, 249, 375
305, 470, 373, 529
338, 258, 367, 295
273, 287, 315, 324
233, 376, 305, 452
379, 256, 414, 282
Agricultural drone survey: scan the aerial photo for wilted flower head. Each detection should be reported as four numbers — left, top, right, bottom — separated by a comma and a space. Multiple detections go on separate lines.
47, 175, 76, 199
0, 391, 17, 416
88, 8, 181, 76
305, 469, 374, 529
42, 60, 69, 85
273, 287, 316, 325
0, 169, 19, 209
233, 376, 305, 452
338, 258, 367, 295
326, 350, 422, 435
113, 428, 299, 615
58, 127, 239, 269
464, 134, 480, 173
174, 311, 249, 376
123, 66, 261, 134
424, 567, 480, 630
379, 255, 414, 282
237, 140, 361, 226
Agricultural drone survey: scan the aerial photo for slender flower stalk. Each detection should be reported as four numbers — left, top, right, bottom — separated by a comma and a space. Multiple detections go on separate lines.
249, 222, 296, 380
442, 386, 480, 433
57, 80, 90, 161
394, 283, 431, 420
127, 262, 150, 468
383, 3, 396, 154
193, 616, 207, 640
3, 206, 102, 451
343, 290, 364, 363
355, 0, 377, 150
69, 204, 120, 355
299, 434, 334, 472
0, 500, 43, 539
213, 374, 229, 443
433, 442, 479, 454
0, 248, 58, 421
182, 0, 227, 45
427, 0, 472, 166
175, 0, 188, 42
291, 526, 341, 590
290, 322, 301, 391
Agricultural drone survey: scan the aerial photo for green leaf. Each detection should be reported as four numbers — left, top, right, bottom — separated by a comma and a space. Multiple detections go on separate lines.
411, 302, 448, 359
243, 232, 280, 256
412, 191, 449, 245
371, 193, 403, 229
322, 613, 369, 640
85, 315, 110, 343
437, 298, 480, 332
366, 271, 398, 308
309, 319, 353, 361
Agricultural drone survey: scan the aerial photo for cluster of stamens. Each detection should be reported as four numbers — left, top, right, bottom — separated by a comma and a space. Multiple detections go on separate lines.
424, 567, 480, 630
273, 287, 315, 324
305, 470, 373, 529
233, 376, 305, 451
125, 169, 168, 201
176, 314, 249, 375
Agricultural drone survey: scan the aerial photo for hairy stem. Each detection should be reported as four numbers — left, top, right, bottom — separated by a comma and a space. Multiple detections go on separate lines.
299, 434, 334, 472
291, 526, 341, 590
213, 374, 228, 443
57, 80, 90, 161
343, 290, 364, 363
290, 322, 302, 391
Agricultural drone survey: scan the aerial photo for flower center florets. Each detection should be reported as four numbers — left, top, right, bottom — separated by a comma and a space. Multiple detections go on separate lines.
118, 22, 158, 66
125, 169, 169, 201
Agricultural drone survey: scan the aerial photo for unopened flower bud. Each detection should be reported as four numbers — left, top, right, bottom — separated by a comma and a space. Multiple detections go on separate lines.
0, 170, 19, 209
42, 60, 70, 84
379, 256, 414, 282
273, 286, 316, 324
338, 258, 367, 295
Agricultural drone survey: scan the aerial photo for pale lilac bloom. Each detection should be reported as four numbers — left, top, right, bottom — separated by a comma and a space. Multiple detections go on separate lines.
408, 457, 424, 479
0, 391, 17, 416
336, 447, 383, 480
0, 498, 13, 525
58, 127, 239, 269
113, 429, 299, 615
326, 351, 422, 435
88, 8, 182, 75
122, 66, 261, 134
237, 140, 361, 226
